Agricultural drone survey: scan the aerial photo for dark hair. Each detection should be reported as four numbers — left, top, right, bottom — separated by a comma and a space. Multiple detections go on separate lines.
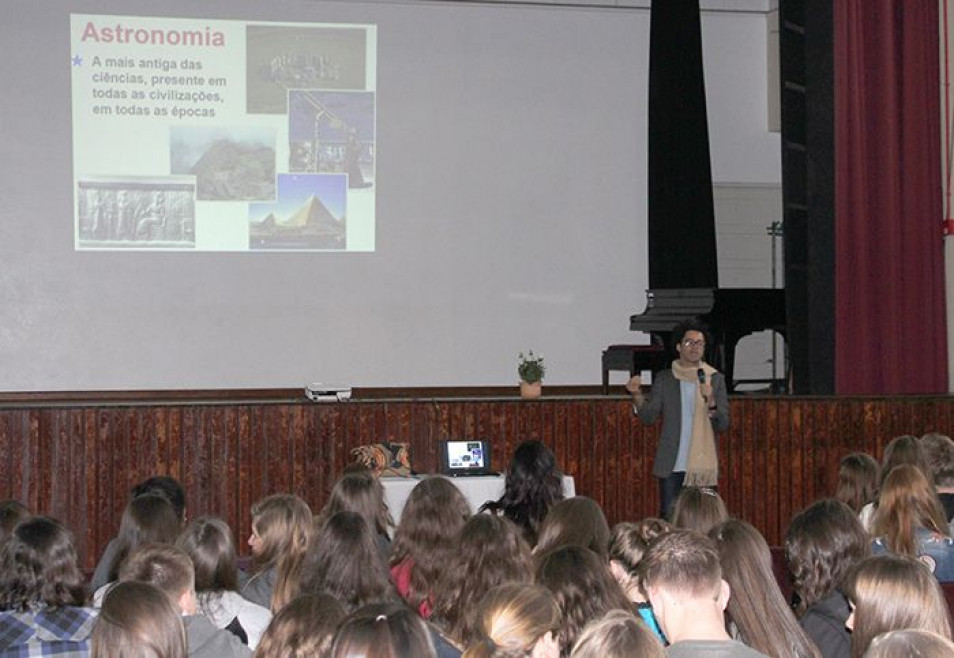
431, 514, 534, 646
878, 435, 930, 489
131, 476, 186, 521
317, 471, 394, 539
109, 493, 181, 581
534, 497, 610, 561
91, 581, 187, 658
480, 441, 564, 546
0, 500, 30, 542
709, 519, 820, 658
671, 319, 710, 352
639, 529, 721, 597
920, 433, 954, 488
332, 602, 436, 658
536, 546, 632, 657
785, 499, 870, 615
254, 593, 346, 658
176, 517, 239, 614
299, 511, 394, 613
0, 516, 87, 610
669, 487, 728, 535
834, 453, 880, 514
389, 477, 470, 613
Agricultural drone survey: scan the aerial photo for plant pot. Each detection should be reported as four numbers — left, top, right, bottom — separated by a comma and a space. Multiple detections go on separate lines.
520, 380, 542, 399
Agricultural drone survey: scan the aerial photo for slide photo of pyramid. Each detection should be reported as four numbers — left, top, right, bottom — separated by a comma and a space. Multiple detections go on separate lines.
248, 173, 346, 250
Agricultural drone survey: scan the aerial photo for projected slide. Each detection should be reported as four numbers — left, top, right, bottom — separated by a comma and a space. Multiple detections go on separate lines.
70, 15, 376, 251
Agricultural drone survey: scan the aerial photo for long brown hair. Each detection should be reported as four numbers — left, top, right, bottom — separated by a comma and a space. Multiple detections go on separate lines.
834, 453, 880, 514
299, 511, 395, 613
669, 487, 727, 536
871, 464, 950, 556
878, 435, 930, 488
109, 493, 181, 581
0, 516, 87, 611
709, 519, 820, 658
254, 593, 346, 658
176, 516, 240, 615
432, 514, 534, 647
389, 477, 471, 612
331, 602, 437, 658
317, 471, 394, 539
846, 554, 953, 658
92, 581, 187, 658
534, 497, 610, 561
250, 493, 313, 612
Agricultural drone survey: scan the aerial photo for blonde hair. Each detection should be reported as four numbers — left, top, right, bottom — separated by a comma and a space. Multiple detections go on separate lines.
250, 494, 313, 611
847, 555, 953, 658
570, 610, 663, 658
864, 629, 954, 657
91, 581, 187, 658
462, 584, 560, 658
870, 464, 950, 556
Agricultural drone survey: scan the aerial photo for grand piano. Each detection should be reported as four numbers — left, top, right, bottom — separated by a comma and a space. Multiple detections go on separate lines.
628, 288, 786, 392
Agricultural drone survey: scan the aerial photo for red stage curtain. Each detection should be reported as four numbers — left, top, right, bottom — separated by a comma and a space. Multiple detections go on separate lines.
834, 0, 946, 393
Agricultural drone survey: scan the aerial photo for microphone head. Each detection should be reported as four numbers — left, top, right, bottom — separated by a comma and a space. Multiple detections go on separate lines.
697, 368, 706, 383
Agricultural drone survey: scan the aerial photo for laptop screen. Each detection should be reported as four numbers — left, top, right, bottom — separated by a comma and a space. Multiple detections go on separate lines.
440, 440, 493, 475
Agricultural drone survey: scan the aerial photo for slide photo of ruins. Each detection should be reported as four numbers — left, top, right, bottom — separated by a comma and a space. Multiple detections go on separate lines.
246, 24, 369, 115
288, 90, 375, 189
248, 173, 347, 250
170, 126, 276, 201
76, 177, 196, 249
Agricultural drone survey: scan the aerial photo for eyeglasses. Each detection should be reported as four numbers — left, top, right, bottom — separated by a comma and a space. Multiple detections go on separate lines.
681, 339, 706, 348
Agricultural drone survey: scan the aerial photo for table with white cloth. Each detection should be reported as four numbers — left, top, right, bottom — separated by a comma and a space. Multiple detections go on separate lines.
380, 474, 576, 522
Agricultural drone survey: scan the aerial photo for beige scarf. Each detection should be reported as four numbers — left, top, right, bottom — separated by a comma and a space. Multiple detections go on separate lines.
671, 360, 719, 487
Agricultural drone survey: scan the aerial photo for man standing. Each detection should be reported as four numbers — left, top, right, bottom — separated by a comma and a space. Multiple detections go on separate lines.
626, 320, 729, 517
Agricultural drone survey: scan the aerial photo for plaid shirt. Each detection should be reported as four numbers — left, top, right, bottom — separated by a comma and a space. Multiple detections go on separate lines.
0, 607, 97, 657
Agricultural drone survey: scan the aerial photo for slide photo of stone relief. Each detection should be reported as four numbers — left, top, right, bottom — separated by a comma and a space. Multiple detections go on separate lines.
248, 173, 347, 250
246, 25, 368, 115
76, 177, 196, 249
169, 126, 276, 201
288, 91, 375, 188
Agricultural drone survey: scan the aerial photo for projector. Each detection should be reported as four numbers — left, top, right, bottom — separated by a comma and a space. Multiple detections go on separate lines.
305, 384, 352, 402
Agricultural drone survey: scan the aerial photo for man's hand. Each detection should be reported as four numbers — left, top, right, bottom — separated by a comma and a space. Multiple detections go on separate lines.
626, 375, 644, 403
700, 381, 713, 406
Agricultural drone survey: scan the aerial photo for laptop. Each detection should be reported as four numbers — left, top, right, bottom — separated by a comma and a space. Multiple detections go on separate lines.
439, 440, 495, 477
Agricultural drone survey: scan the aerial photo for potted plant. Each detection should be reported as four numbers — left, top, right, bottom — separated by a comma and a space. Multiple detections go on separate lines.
518, 351, 546, 399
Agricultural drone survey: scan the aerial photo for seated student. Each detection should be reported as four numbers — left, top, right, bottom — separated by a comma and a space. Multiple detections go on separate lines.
785, 499, 870, 658
608, 518, 672, 643
834, 453, 880, 516
91, 475, 186, 591
0, 499, 30, 543
533, 497, 611, 562
846, 554, 953, 657
242, 494, 313, 612
119, 543, 253, 658
332, 602, 437, 658
92, 581, 188, 658
177, 517, 272, 649
669, 487, 728, 537
920, 433, 954, 521
315, 470, 394, 565
640, 530, 768, 657
93, 493, 181, 605
570, 610, 664, 658
869, 464, 954, 581
461, 583, 560, 658
863, 629, 954, 657
859, 435, 929, 530
0, 516, 97, 655
253, 593, 345, 658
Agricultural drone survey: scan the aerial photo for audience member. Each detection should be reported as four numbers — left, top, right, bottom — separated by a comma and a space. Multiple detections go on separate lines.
0, 516, 97, 655
863, 629, 954, 658
639, 529, 767, 657
91, 580, 188, 658
332, 602, 437, 658
316, 470, 394, 563
833, 453, 879, 515
479, 440, 565, 546
177, 516, 272, 648
120, 543, 252, 657
669, 487, 728, 536
536, 545, 632, 657
569, 610, 664, 658
0, 499, 30, 543
709, 519, 820, 658
298, 511, 396, 613
242, 493, 313, 611
461, 583, 560, 658
607, 519, 672, 641
920, 432, 954, 521
253, 593, 346, 658
91, 475, 186, 591
533, 497, 611, 561
432, 514, 534, 649
845, 554, 952, 658
390, 476, 471, 617
869, 464, 954, 580
785, 499, 870, 658
859, 434, 929, 530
